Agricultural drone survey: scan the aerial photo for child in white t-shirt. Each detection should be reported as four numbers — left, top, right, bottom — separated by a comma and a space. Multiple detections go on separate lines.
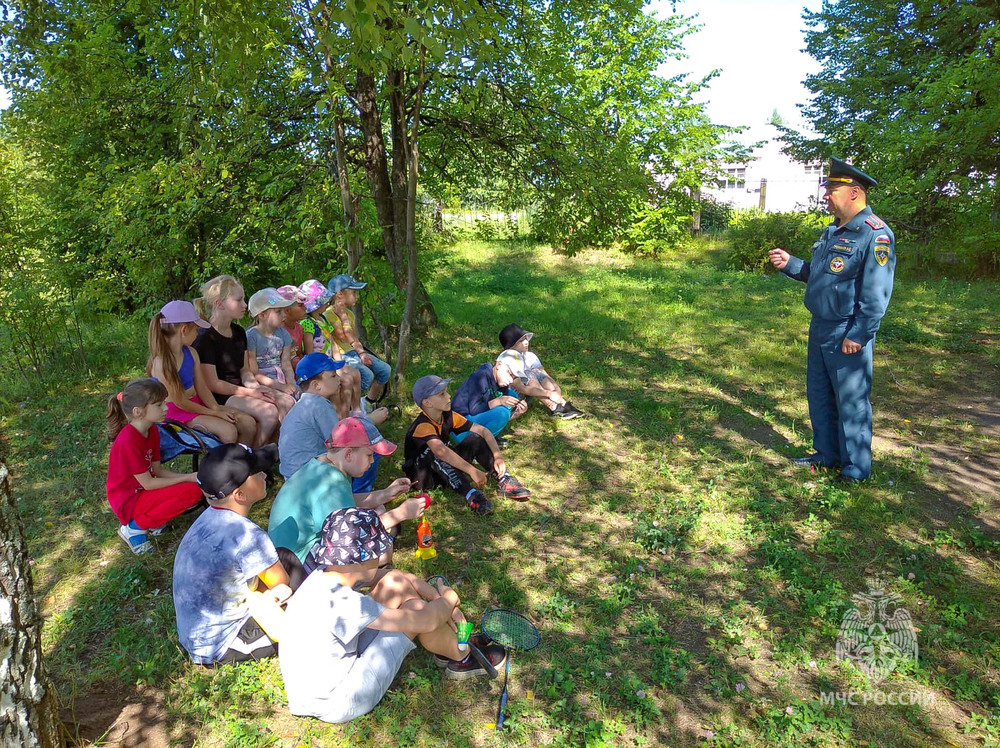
497, 323, 584, 418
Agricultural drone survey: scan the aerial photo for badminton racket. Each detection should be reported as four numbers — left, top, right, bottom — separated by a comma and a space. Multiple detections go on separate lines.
480, 608, 541, 730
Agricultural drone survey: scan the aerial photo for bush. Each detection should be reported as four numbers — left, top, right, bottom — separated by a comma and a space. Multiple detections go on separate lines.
724, 209, 828, 271
698, 194, 733, 234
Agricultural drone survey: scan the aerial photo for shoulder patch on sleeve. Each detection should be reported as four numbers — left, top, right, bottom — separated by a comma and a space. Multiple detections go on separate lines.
864, 216, 885, 230
874, 234, 891, 244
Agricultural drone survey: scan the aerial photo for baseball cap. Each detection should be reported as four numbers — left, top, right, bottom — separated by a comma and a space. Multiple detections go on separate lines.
496, 350, 528, 379
295, 352, 345, 385
197, 443, 279, 501
325, 416, 397, 456
306, 507, 394, 568
300, 279, 334, 313
499, 323, 533, 350
328, 274, 367, 294
248, 288, 295, 318
159, 300, 210, 329
412, 375, 451, 406
275, 284, 308, 303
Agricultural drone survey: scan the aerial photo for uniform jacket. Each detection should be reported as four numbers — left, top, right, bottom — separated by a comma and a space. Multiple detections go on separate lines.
781, 206, 895, 346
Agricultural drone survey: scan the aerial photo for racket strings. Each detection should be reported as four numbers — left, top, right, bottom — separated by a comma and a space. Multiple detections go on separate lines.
482, 610, 540, 651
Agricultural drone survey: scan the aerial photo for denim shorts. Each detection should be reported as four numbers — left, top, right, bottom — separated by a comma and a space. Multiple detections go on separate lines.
342, 351, 391, 391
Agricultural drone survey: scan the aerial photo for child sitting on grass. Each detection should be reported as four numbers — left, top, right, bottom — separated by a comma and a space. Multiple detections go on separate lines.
146, 299, 256, 444
279, 506, 507, 723
300, 279, 385, 423
268, 416, 420, 567
173, 442, 302, 666
451, 356, 527, 443
498, 323, 584, 418
106, 378, 205, 555
403, 375, 531, 517
275, 284, 308, 369
246, 287, 299, 399
277, 353, 381, 491
325, 274, 392, 415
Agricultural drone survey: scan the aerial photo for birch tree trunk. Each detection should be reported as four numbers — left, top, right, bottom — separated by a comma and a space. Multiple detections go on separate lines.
0, 463, 63, 747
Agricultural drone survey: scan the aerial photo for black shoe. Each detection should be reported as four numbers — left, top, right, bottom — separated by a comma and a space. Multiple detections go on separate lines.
434, 633, 490, 667
549, 403, 567, 418
466, 490, 494, 516
560, 401, 585, 419
832, 474, 861, 485
789, 454, 838, 469
495, 435, 508, 449
444, 641, 507, 680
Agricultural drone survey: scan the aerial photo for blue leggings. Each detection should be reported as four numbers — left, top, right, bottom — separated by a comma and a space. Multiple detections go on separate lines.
452, 406, 512, 443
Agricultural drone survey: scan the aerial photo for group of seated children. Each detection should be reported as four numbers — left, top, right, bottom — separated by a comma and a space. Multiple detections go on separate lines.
104, 271, 585, 721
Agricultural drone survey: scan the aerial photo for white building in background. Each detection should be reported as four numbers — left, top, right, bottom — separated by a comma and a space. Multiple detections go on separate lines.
703, 125, 824, 213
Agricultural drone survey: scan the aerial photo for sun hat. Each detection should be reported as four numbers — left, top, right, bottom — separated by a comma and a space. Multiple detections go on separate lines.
300, 279, 334, 313
248, 288, 295, 318
197, 443, 279, 501
275, 284, 308, 303
325, 416, 397, 456
306, 507, 394, 568
159, 300, 210, 329
295, 352, 345, 385
499, 323, 533, 350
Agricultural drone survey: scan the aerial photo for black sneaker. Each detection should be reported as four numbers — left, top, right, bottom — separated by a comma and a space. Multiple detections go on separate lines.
549, 402, 567, 418
466, 490, 494, 516
434, 633, 490, 667
444, 641, 508, 680
495, 435, 508, 448
560, 401, 584, 419
497, 472, 531, 501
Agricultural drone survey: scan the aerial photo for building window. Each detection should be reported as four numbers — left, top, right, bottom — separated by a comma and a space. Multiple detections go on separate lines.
804, 163, 823, 181
723, 167, 746, 190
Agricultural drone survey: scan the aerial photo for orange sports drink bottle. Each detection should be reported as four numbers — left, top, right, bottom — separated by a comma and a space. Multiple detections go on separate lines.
415, 509, 437, 560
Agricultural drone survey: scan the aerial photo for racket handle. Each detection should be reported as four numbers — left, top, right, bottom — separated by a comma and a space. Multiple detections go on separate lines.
470, 644, 498, 679
496, 689, 508, 730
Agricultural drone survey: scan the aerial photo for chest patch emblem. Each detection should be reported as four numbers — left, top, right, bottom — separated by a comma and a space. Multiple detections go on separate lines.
833, 244, 853, 253
874, 248, 890, 266
830, 256, 845, 273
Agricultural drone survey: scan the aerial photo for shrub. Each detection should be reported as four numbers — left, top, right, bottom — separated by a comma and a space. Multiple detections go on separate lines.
725, 209, 828, 271
698, 194, 733, 235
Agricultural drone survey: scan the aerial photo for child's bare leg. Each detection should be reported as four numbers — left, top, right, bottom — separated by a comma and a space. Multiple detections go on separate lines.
338, 367, 363, 411
538, 377, 566, 410
189, 414, 238, 443
225, 396, 279, 446
402, 599, 465, 659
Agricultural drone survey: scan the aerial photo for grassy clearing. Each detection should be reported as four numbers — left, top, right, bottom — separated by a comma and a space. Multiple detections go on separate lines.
3, 238, 1000, 746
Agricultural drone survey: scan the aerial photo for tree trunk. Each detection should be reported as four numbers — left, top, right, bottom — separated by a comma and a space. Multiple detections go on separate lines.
332, 113, 363, 275
0, 463, 63, 748
389, 70, 409, 271
394, 50, 426, 401
355, 68, 437, 332
355, 69, 405, 288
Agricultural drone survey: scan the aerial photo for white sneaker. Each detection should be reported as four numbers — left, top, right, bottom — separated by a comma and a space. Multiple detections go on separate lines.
118, 523, 154, 554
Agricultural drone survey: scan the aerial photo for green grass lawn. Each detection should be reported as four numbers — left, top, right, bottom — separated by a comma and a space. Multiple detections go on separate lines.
3, 239, 1000, 746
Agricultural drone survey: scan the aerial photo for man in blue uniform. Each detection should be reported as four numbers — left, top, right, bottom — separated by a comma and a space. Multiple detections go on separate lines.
768, 158, 895, 483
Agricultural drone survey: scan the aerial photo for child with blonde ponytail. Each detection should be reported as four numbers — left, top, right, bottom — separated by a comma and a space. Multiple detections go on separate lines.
192, 275, 283, 446
146, 300, 256, 444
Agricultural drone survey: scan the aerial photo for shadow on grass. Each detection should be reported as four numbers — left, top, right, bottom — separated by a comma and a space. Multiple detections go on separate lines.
4, 239, 999, 745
